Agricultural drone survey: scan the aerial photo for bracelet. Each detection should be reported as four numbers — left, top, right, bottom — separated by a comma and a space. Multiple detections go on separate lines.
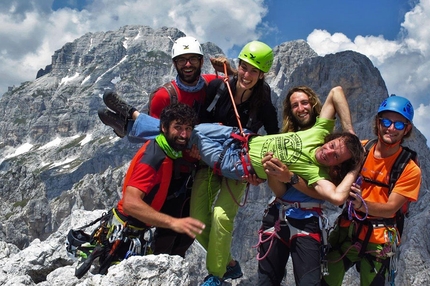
356, 201, 363, 210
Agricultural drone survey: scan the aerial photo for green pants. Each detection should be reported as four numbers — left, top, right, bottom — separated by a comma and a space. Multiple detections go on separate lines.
190, 167, 246, 278
322, 224, 392, 286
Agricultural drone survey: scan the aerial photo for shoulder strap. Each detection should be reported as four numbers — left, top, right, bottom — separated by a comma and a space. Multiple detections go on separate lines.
144, 81, 178, 115
363, 138, 377, 153
362, 138, 417, 194
163, 81, 178, 105
388, 146, 417, 194
206, 76, 233, 112
206, 81, 226, 112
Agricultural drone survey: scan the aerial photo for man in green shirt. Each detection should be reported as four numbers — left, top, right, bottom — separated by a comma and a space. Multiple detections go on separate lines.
136, 86, 364, 204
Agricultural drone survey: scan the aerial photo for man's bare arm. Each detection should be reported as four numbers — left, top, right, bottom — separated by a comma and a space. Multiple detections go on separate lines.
313, 166, 361, 205
263, 153, 325, 200
319, 86, 354, 133
123, 186, 205, 238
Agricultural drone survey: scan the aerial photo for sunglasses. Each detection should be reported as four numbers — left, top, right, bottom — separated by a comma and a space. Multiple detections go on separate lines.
379, 118, 409, 130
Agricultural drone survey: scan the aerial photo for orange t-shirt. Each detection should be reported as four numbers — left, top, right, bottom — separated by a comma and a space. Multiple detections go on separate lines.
341, 141, 421, 244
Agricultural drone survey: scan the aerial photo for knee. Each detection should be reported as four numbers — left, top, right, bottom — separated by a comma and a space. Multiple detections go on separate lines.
212, 207, 232, 227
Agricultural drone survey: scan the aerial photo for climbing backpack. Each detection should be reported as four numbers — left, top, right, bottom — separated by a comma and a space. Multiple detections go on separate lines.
362, 138, 418, 236
142, 81, 179, 115
65, 208, 154, 279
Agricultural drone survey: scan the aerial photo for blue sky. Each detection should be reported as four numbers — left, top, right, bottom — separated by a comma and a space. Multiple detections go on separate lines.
261, 0, 411, 44
1, 0, 429, 146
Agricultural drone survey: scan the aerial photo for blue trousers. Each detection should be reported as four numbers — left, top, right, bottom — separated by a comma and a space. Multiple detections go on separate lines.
126, 113, 249, 180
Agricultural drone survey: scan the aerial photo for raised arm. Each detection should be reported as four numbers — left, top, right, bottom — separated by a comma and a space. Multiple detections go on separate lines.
320, 86, 354, 133
210, 57, 237, 75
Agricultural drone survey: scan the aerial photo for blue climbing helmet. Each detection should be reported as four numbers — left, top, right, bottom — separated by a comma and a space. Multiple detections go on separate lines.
377, 95, 414, 122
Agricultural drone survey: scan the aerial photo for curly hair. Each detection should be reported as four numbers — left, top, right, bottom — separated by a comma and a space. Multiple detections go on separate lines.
281, 86, 322, 133
324, 132, 364, 185
159, 103, 198, 132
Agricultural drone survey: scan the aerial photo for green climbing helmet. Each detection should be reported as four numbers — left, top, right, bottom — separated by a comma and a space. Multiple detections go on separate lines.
238, 41, 274, 73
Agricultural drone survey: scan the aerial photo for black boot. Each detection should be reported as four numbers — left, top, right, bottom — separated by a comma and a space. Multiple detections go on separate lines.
103, 91, 135, 119
98, 108, 127, 138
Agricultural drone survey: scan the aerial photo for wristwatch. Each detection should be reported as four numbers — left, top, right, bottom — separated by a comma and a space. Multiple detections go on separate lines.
290, 173, 299, 185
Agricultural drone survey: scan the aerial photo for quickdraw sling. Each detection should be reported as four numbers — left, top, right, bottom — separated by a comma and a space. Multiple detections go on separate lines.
66, 208, 154, 279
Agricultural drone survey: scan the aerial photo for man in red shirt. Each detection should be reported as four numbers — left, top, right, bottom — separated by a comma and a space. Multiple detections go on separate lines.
116, 103, 205, 245
98, 37, 233, 259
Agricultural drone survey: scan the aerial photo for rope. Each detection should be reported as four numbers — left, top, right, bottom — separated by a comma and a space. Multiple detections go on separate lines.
253, 220, 288, 261
225, 178, 249, 207
328, 241, 362, 263
214, 62, 252, 206
347, 195, 368, 221
222, 62, 245, 136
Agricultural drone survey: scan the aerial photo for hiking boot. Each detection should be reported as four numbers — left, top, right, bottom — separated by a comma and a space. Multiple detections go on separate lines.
98, 108, 127, 138
200, 275, 222, 286
222, 260, 243, 280
103, 90, 134, 119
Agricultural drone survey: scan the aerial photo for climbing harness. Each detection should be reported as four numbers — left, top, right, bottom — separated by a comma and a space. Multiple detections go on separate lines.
328, 138, 418, 283
254, 196, 329, 276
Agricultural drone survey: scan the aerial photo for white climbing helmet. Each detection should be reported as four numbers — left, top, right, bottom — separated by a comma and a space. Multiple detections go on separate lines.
171, 36, 203, 59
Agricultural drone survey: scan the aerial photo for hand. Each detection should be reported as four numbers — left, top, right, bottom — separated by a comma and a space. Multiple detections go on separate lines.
210, 57, 236, 75
185, 144, 201, 160
261, 152, 274, 165
171, 217, 205, 239
349, 183, 363, 209
263, 156, 291, 183
242, 174, 265, 186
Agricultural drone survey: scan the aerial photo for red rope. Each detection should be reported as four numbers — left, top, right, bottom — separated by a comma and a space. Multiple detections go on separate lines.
253, 220, 289, 261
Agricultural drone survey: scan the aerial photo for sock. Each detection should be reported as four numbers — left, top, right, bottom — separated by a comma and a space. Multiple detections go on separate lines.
128, 107, 137, 119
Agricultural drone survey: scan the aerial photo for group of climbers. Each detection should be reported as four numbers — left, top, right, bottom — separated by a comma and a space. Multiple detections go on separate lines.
66, 35, 422, 286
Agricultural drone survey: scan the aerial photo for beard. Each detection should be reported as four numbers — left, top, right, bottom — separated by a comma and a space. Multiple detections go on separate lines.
176, 66, 202, 84
166, 134, 189, 152
294, 110, 316, 130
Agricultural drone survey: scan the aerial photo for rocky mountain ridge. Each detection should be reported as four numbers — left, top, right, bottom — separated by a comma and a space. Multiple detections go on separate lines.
0, 25, 429, 285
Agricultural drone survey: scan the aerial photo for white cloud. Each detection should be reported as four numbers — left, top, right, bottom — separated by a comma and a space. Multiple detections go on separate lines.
415, 103, 430, 145
307, 0, 430, 146
0, 0, 267, 94
0, 0, 429, 146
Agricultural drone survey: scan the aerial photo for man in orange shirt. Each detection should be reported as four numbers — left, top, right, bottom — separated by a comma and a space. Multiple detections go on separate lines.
322, 96, 421, 286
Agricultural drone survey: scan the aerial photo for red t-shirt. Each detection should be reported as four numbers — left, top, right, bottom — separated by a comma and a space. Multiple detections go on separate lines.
117, 140, 173, 216
149, 74, 218, 118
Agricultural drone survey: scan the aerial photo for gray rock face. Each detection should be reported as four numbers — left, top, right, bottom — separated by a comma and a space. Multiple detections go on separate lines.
0, 25, 429, 285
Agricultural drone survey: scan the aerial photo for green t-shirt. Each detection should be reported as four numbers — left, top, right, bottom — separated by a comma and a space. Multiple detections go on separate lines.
249, 117, 335, 185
